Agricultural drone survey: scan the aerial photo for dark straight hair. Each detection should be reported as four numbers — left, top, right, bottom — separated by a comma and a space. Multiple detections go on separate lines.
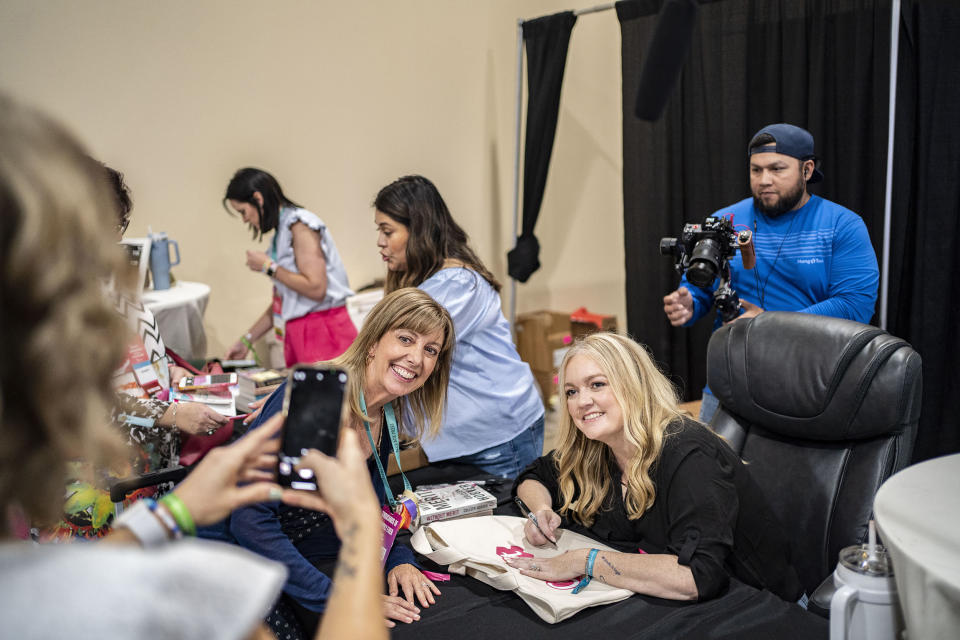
374, 175, 501, 293
223, 167, 302, 240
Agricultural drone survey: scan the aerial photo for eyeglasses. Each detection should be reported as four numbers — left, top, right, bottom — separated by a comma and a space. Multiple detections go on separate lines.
116, 218, 130, 235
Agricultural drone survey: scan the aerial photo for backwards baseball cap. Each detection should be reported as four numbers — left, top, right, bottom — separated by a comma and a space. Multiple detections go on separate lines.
747, 123, 823, 183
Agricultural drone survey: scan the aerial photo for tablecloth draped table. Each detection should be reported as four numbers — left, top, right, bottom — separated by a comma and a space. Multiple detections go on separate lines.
875, 453, 960, 640
141, 281, 211, 360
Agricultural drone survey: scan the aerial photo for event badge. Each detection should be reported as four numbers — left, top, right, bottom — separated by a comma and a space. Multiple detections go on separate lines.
127, 338, 162, 398
379, 491, 420, 567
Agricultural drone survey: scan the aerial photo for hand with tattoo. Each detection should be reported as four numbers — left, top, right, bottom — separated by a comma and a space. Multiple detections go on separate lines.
503, 548, 592, 582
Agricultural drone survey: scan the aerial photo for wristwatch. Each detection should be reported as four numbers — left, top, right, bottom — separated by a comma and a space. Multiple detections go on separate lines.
266, 261, 278, 278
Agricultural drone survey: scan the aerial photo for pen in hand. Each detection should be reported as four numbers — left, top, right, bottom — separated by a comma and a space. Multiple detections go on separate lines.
514, 496, 558, 547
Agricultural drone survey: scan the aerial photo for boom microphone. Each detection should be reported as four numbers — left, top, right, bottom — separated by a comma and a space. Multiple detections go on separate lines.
634, 0, 699, 121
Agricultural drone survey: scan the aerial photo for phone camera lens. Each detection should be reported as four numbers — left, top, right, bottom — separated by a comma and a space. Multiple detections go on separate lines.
294, 371, 305, 381
339, 373, 347, 383
316, 372, 324, 380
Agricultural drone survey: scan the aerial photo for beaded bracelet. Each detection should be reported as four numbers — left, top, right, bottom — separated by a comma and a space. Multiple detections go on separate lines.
160, 493, 196, 536
572, 548, 599, 594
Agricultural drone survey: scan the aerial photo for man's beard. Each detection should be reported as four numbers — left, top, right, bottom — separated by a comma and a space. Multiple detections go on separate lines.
753, 175, 806, 217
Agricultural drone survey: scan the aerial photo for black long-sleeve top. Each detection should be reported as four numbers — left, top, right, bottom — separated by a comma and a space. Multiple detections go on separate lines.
514, 417, 802, 602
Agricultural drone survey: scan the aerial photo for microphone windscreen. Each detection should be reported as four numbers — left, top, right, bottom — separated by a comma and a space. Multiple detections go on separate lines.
634, 0, 699, 121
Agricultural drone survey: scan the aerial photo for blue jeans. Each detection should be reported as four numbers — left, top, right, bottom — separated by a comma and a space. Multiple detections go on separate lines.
448, 415, 545, 479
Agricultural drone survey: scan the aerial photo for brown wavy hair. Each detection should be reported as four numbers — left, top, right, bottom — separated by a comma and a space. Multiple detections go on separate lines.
554, 333, 682, 526
328, 288, 455, 441
0, 94, 130, 529
373, 175, 501, 293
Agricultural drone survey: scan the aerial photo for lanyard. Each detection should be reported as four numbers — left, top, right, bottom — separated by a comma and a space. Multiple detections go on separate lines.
359, 391, 411, 508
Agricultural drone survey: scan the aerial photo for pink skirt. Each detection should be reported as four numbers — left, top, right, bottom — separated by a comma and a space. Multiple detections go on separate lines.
283, 305, 357, 367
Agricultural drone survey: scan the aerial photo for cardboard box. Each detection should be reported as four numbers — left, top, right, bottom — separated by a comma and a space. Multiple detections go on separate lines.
570, 309, 618, 340
531, 368, 557, 410
387, 441, 428, 475
515, 311, 571, 371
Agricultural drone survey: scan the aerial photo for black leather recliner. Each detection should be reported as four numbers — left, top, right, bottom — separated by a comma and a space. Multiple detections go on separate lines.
705, 312, 922, 599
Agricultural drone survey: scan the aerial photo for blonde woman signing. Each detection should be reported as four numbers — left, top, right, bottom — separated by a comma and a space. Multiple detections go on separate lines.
508, 333, 803, 603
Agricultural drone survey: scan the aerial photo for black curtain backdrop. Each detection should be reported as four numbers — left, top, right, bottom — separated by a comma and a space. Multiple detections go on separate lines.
617, 0, 892, 406
888, 0, 960, 461
508, 11, 577, 283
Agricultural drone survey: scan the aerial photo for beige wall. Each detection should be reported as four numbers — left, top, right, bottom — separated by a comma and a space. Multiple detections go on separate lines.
0, 1, 625, 356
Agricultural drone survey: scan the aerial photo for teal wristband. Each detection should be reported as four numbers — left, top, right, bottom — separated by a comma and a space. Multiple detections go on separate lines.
572, 548, 599, 594
160, 493, 196, 536
586, 548, 599, 577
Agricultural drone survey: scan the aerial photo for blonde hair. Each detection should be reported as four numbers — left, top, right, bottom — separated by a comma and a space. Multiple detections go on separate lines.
0, 94, 130, 528
328, 288, 454, 440
554, 332, 682, 526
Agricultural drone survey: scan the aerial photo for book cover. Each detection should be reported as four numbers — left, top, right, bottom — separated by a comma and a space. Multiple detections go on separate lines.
238, 369, 286, 391
417, 483, 497, 524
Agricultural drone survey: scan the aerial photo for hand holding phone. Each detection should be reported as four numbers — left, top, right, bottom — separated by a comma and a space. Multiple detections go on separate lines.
278, 366, 348, 491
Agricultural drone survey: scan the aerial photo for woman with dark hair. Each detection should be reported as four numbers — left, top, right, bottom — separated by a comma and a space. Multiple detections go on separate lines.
373, 175, 544, 477
223, 168, 357, 367
508, 332, 802, 603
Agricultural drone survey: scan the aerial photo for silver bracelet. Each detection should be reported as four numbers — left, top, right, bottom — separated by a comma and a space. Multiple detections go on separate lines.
171, 401, 178, 431
115, 499, 172, 547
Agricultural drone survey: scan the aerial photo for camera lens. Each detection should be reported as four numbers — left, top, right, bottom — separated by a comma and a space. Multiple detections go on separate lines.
687, 238, 722, 287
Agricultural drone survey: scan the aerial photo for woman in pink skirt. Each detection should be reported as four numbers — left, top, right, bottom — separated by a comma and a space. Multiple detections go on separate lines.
223, 168, 357, 367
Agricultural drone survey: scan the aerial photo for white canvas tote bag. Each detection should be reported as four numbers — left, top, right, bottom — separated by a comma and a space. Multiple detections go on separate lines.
410, 515, 633, 623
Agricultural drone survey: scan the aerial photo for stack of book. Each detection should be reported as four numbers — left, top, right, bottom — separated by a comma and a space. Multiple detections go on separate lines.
236, 369, 286, 411
416, 482, 497, 524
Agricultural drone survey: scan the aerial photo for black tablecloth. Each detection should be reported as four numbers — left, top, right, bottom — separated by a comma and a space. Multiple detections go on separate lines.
386, 463, 827, 640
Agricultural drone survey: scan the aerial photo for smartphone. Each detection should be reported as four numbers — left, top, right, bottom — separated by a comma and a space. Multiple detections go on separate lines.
278, 366, 348, 491
178, 373, 238, 390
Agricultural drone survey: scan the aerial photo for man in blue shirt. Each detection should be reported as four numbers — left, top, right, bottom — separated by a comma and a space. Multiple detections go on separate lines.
662, 124, 879, 421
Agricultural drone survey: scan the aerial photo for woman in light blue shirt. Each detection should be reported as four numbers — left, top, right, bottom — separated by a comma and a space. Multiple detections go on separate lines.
373, 175, 544, 477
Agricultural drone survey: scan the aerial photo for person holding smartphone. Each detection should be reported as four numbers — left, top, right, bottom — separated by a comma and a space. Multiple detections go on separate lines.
373, 175, 545, 478
226, 287, 455, 636
222, 168, 358, 367
0, 93, 389, 640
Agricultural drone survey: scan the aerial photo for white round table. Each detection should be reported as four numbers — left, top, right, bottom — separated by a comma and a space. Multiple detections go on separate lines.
874, 453, 960, 640
141, 280, 211, 360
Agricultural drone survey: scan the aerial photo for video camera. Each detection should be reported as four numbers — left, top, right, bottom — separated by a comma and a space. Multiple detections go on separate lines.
659, 215, 754, 323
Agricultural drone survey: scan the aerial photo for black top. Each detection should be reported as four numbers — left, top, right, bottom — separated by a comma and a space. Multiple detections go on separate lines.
513, 417, 802, 602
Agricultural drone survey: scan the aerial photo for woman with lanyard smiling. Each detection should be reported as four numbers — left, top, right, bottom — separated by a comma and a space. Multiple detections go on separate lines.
223, 288, 455, 637
223, 168, 357, 367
